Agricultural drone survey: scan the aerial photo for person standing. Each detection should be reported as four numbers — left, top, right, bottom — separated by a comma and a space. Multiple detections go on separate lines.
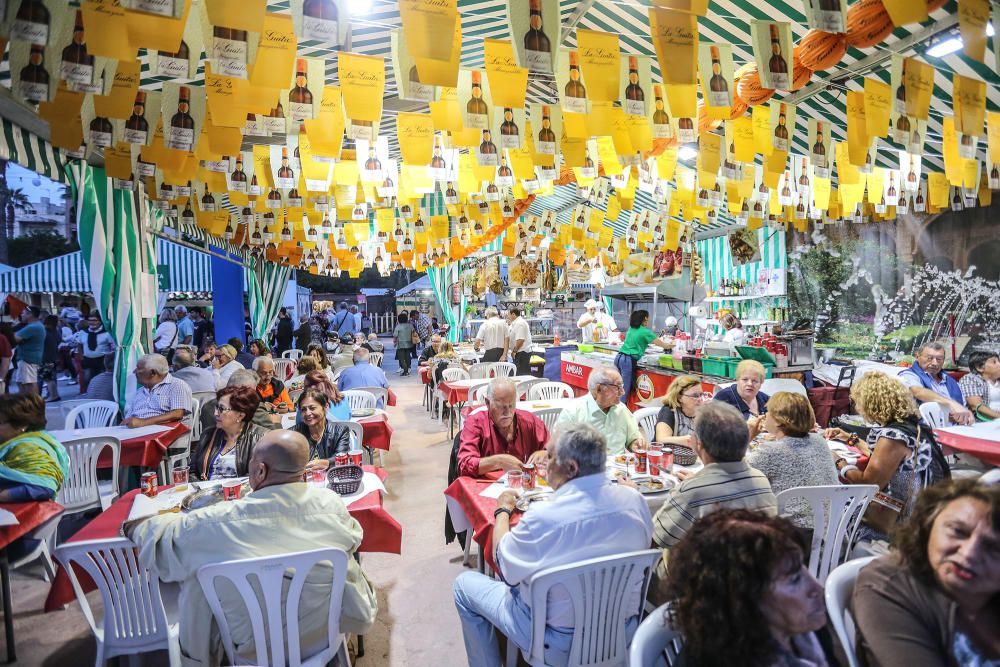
189, 307, 213, 351
41, 315, 62, 402
360, 311, 373, 338
506, 308, 533, 376
76, 313, 116, 389
411, 310, 431, 349
13, 307, 46, 396
294, 316, 313, 352
274, 308, 293, 357
393, 312, 417, 376
473, 307, 508, 363
614, 309, 671, 404
174, 305, 194, 346
331, 302, 357, 337
153, 308, 179, 358
577, 299, 617, 344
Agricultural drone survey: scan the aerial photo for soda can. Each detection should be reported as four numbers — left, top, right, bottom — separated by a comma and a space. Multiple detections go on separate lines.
140, 471, 158, 497
349, 451, 363, 466
661, 447, 675, 472
522, 463, 536, 490
634, 448, 647, 474
334, 453, 349, 466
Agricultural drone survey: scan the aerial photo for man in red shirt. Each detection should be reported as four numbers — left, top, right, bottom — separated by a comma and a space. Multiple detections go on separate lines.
457, 378, 548, 477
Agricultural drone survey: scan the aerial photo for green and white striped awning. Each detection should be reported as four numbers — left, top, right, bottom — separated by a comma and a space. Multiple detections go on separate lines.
0, 239, 213, 294
0, 117, 68, 185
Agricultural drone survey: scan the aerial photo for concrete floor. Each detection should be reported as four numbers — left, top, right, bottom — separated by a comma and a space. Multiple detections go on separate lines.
6, 351, 473, 666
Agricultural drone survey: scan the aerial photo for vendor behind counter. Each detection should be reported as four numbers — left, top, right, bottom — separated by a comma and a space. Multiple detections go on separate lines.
614, 309, 672, 404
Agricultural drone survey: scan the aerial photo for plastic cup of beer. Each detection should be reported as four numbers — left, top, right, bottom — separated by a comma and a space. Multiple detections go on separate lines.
172, 466, 190, 492
222, 479, 242, 501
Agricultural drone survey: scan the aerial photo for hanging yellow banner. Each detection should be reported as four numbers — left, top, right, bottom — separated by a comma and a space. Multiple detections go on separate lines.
698, 132, 722, 175
126, 0, 192, 53
339, 52, 385, 122
396, 112, 435, 165
484, 39, 529, 108
656, 145, 677, 182
942, 116, 963, 185
733, 116, 755, 163
576, 29, 621, 102
954, 73, 986, 137
399, 0, 458, 62
82, 0, 134, 60
649, 7, 698, 86
928, 172, 950, 208
752, 105, 773, 156
430, 87, 463, 132
249, 14, 298, 90
904, 58, 934, 120
863, 78, 891, 139
812, 176, 831, 210
596, 136, 622, 175
94, 59, 141, 119
958, 0, 989, 62
987, 111, 1000, 164
846, 90, 869, 167
665, 84, 697, 120
413, 18, 462, 88
205, 64, 248, 128
881, 0, 928, 26
304, 86, 345, 157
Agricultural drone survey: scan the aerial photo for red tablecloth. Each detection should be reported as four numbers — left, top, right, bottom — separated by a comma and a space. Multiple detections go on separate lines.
420, 367, 431, 385
935, 428, 1000, 467
359, 413, 393, 452
0, 501, 64, 551
45, 465, 401, 611
437, 381, 472, 407
386, 388, 397, 407
444, 473, 514, 572
101, 422, 191, 469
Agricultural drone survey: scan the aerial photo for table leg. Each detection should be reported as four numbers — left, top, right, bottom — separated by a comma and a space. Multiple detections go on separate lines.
0, 549, 14, 663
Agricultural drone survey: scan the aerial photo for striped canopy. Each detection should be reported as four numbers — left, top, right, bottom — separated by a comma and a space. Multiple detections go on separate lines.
0, 239, 214, 294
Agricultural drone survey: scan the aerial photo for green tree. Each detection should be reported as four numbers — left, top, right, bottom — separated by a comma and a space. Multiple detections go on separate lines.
7, 230, 79, 268
0, 161, 35, 264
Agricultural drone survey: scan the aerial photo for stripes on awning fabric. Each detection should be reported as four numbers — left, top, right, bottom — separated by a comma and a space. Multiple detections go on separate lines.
0, 239, 213, 294
0, 118, 68, 185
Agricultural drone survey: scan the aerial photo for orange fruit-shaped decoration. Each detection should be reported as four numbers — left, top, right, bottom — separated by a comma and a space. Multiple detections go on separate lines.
790, 52, 814, 91
697, 101, 724, 135
846, 0, 895, 49
735, 65, 776, 106
797, 29, 849, 71
728, 97, 749, 120
927, 0, 947, 10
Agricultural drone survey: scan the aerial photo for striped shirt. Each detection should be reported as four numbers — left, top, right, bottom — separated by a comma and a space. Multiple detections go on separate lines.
652, 460, 776, 579
124, 373, 193, 420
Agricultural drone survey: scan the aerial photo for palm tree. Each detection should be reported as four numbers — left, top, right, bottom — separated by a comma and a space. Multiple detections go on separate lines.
0, 160, 35, 264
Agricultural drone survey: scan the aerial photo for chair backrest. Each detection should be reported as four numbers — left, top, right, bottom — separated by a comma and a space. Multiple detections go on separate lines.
468, 362, 494, 380
341, 390, 376, 411
516, 378, 543, 400
442, 367, 471, 383
760, 378, 809, 397
825, 556, 877, 667
919, 401, 948, 429
628, 603, 683, 667
775, 484, 879, 583
525, 549, 661, 667
329, 420, 365, 450
633, 407, 660, 443
282, 349, 304, 361
369, 352, 384, 368
58, 399, 92, 428
533, 407, 563, 433
55, 538, 173, 654
470, 383, 490, 404
528, 381, 574, 401
489, 362, 516, 377
351, 386, 387, 408
197, 548, 350, 667
185, 397, 202, 443
271, 358, 296, 382
57, 437, 120, 514
64, 400, 120, 429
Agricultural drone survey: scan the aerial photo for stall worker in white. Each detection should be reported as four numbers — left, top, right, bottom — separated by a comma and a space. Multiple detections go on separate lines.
123, 353, 193, 428
126, 430, 378, 667
507, 307, 534, 376
473, 307, 509, 363
554, 366, 645, 455
576, 299, 618, 344
453, 423, 652, 667
898, 341, 973, 425
717, 312, 747, 345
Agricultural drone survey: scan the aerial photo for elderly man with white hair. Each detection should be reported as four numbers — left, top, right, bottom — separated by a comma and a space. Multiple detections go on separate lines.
337, 347, 389, 395
473, 307, 509, 362
457, 378, 548, 477
555, 365, 644, 455
252, 356, 294, 413
576, 299, 617, 343
123, 353, 193, 428
453, 422, 652, 666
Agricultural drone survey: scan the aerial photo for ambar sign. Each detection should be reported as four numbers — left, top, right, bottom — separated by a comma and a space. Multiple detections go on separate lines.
565, 364, 585, 377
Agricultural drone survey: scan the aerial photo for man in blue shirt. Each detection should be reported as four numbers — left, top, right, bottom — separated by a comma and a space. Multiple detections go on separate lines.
174, 305, 194, 346
897, 341, 973, 425
337, 348, 389, 405
331, 302, 357, 337
14, 307, 46, 395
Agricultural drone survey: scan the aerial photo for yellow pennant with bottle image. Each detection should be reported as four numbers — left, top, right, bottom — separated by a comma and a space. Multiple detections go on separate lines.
750, 20, 792, 91
697, 43, 734, 115
249, 14, 297, 90
396, 112, 435, 165
953, 73, 986, 137
339, 52, 385, 122
649, 7, 698, 86
399, 0, 458, 62
484, 39, 529, 108
576, 29, 620, 102
863, 77, 891, 139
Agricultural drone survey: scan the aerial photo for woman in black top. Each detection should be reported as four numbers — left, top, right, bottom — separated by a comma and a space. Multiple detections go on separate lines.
655, 375, 703, 446
191, 385, 269, 480
41, 315, 62, 402
293, 389, 352, 473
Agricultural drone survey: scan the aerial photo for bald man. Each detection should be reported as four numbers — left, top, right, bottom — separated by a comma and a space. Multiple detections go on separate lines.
127, 430, 378, 666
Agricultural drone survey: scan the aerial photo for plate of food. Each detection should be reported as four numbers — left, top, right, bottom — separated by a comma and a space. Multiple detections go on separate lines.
613, 453, 637, 466
515, 490, 552, 512
630, 475, 671, 494
351, 408, 377, 418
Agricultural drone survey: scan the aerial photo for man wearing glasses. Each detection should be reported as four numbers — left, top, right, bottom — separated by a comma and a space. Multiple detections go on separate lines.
555, 366, 645, 455
123, 353, 193, 428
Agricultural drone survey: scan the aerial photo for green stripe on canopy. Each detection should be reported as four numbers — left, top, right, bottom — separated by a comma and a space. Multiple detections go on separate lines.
247, 258, 292, 343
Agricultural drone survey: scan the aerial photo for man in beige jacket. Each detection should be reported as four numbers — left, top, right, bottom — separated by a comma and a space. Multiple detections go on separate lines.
128, 430, 377, 666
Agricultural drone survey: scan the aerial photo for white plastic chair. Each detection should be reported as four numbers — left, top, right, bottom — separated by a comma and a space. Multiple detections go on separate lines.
442, 367, 471, 384
10, 512, 60, 582
825, 556, 877, 667
341, 390, 376, 411
55, 538, 181, 667
329, 420, 365, 455
528, 381, 573, 401
775, 484, 879, 583
628, 603, 682, 667
196, 548, 351, 667
369, 352, 384, 368
760, 378, 809, 397
160, 398, 199, 485
58, 436, 121, 516
533, 407, 563, 434
633, 407, 660, 443
470, 383, 490, 404
282, 349, 304, 361
516, 378, 544, 400
919, 401, 948, 429
506, 549, 661, 667
190, 391, 216, 440
351, 386, 388, 409
468, 362, 495, 380
489, 362, 516, 377
271, 358, 296, 382
59, 399, 93, 428
64, 400, 120, 429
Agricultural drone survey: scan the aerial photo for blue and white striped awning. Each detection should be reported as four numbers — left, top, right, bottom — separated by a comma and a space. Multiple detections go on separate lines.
0, 239, 213, 294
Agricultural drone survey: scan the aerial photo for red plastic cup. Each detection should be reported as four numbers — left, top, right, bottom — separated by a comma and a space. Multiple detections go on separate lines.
349, 451, 363, 466
222, 480, 242, 501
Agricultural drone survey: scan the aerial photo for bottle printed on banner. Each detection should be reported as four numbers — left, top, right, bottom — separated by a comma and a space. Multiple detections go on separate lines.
124, 91, 149, 145
302, 0, 339, 44
167, 86, 195, 152
18, 44, 50, 104
12, 0, 50, 45
523, 0, 552, 72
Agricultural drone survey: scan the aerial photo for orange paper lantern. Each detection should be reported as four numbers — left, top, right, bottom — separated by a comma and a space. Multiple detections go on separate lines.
790, 52, 814, 91
797, 30, 849, 71
846, 0, 895, 49
735, 65, 776, 106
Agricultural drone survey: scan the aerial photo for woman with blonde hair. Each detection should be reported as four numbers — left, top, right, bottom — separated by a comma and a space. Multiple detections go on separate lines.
747, 392, 838, 528
827, 371, 949, 544
654, 375, 703, 446
432, 341, 467, 385
714, 358, 770, 438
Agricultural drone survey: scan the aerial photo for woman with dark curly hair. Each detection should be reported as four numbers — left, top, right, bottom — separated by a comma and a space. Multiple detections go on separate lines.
190, 385, 268, 480
663, 509, 835, 667
853, 479, 1000, 666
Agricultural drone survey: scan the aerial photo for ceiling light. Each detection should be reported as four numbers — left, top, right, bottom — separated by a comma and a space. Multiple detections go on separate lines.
927, 23, 994, 57
678, 146, 698, 161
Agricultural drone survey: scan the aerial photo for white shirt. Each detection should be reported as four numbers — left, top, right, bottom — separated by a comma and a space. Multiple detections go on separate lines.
475, 317, 509, 351
213, 359, 245, 390
988, 378, 1000, 412
496, 473, 652, 628
153, 321, 178, 351
577, 311, 617, 343
75, 328, 116, 358
722, 327, 747, 345
508, 316, 533, 354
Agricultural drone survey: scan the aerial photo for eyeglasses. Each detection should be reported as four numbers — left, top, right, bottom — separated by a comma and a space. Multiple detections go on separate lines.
214, 405, 236, 415
681, 392, 703, 399
600, 382, 625, 391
